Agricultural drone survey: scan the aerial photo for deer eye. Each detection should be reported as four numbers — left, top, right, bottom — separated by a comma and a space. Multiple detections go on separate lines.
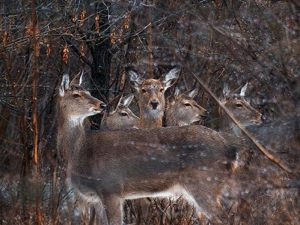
121, 112, 128, 116
73, 94, 81, 98
236, 103, 243, 108
142, 89, 146, 93
160, 88, 164, 93
184, 103, 191, 107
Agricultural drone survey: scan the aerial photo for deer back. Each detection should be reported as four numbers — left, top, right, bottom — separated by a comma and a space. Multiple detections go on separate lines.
246, 115, 300, 167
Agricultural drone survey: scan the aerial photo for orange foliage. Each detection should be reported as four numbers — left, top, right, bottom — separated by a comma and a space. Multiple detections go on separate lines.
79, 10, 86, 26
124, 14, 130, 29
95, 14, 100, 34
46, 43, 51, 56
63, 44, 69, 64
3, 31, 9, 47
80, 42, 85, 57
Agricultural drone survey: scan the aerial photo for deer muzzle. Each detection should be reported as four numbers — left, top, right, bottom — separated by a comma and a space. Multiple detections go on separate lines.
150, 100, 159, 110
93, 102, 107, 113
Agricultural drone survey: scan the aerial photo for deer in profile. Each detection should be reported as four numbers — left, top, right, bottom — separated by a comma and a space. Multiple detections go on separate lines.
100, 94, 139, 223
101, 94, 139, 130
213, 83, 263, 175
166, 88, 207, 127
217, 84, 300, 224
128, 68, 180, 128
57, 73, 241, 224
218, 83, 299, 170
219, 83, 262, 136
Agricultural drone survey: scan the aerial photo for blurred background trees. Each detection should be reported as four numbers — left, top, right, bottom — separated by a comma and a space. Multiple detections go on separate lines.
0, 0, 299, 224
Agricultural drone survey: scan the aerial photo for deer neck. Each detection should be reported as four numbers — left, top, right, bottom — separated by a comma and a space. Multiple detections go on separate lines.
229, 123, 243, 137
219, 116, 244, 138
57, 113, 86, 166
165, 108, 177, 126
138, 115, 163, 128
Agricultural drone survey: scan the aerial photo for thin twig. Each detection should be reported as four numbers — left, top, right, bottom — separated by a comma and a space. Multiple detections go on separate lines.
147, 0, 153, 78
32, 0, 42, 224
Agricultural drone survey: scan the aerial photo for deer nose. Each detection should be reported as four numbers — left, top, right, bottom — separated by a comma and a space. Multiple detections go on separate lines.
150, 100, 159, 108
261, 115, 268, 122
100, 103, 107, 110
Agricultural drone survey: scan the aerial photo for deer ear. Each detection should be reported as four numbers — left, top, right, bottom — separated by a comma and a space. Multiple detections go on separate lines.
174, 86, 181, 98
79, 71, 83, 86
240, 83, 248, 97
186, 88, 198, 99
59, 74, 70, 97
160, 68, 180, 90
107, 95, 123, 115
221, 83, 231, 102
71, 71, 84, 86
128, 70, 144, 92
166, 96, 175, 108
121, 94, 134, 107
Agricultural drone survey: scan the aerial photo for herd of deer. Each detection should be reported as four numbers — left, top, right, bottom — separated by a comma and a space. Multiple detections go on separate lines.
56, 68, 278, 225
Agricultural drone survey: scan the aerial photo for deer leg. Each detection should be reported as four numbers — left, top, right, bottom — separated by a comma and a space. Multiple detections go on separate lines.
178, 172, 231, 224
90, 201, 109, 225
185, 182, 230, 225
101, 195, 123, 225
89, 206, 96, 225
134, 198, 150, 225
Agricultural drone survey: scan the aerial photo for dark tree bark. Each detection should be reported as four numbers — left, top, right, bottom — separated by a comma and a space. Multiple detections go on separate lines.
86, 2, 112, 127
89, 2, 111, 102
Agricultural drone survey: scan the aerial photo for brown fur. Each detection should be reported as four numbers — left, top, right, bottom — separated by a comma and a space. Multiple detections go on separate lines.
57, 74, 239, 225
166, 89, 207, 127
129, 68, 180, 129
101, 94, 139, 130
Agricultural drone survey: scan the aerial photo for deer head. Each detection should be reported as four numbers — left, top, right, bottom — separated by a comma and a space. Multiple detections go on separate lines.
129, 68, 180, 128
101, 94, 139, 130
219, 83, 262, 134
166, 88, 207, 126
57, 74, 106, 127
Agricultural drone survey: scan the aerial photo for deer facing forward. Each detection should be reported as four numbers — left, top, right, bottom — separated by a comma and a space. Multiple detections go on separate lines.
129, 68, 180, 128
57, 74, 240, 224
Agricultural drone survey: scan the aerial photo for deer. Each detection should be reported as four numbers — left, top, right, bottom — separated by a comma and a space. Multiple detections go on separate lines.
218, 83, 299, 171
56, 73, 241, 225
128, 68, 192, 222
164, 87, 208, 222
101, 89, 207, 223
128, 68, 180, 129
166, 88, 207, 127
100, 88, 207, 129
101, 94, 139, 130
100, 89, 206, 223
216, 84, 300, 224
219, 83, 262, 137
